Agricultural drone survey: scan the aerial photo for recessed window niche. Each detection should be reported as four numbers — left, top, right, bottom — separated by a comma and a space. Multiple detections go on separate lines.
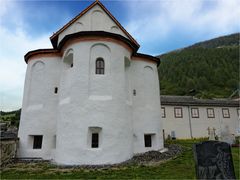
63, 49, 73, 70
88, 127, 102, 149
144, 133, 156, 148
29, 135, 43, 149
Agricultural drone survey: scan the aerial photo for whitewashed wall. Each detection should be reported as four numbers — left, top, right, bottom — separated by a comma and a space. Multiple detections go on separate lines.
162, 106, 191, 139
131, 59, 163, 153
58, 4, 128, 45
18, 2, 163, 165
18, 40, 163, 165
55, 41, 134, 165
18, 56, 61, 159
162, 105, 239, 139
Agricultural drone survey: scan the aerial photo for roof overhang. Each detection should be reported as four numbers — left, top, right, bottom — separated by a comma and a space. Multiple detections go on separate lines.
132, 53, 161, 66
25, 31, 139, 63
58, 31, 139, 51
24, 49, 60, 63
161, 96, 240, 107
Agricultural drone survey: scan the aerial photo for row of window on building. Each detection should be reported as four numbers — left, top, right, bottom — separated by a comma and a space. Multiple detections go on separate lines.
31, 134, 99, 150
31, 134, 153, 149
161, 107, 239, 119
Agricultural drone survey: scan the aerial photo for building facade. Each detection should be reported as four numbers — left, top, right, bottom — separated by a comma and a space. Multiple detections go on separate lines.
161, 96, 239, 139
17, 1, 163, 165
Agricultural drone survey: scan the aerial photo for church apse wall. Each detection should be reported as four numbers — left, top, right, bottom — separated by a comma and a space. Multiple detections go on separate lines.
18, 1, 162, 165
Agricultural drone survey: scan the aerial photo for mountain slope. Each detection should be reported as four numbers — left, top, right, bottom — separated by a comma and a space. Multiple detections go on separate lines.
158, 33, 239, 98
189, 33, 239, 49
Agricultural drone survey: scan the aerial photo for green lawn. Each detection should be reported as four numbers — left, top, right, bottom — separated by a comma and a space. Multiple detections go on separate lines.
1, 139, 239, 179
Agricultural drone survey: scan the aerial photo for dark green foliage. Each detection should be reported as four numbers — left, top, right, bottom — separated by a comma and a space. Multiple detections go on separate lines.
0, 109, 21, 128
10, 109, 21, 127
158, 33, 239, 98
0, 109, 20, 116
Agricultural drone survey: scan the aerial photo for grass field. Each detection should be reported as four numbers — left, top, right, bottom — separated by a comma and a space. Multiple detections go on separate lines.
1, 139, 239, 179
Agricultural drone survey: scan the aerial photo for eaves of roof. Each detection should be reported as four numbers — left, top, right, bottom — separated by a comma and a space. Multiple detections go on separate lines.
161, 96, 239, 107
25, 31, 139, 63
132, 53, 161, 66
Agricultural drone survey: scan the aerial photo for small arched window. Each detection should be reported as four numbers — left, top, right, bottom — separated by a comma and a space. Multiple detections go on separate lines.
95, 58, 104, 74
63, 49, 73, 69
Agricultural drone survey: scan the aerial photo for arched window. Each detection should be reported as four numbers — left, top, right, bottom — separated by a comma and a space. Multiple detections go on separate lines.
95, 58, 104, 74
63, 49, 73, 69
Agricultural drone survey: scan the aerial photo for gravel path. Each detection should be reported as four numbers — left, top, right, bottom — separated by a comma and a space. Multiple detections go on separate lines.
127, 144, 184, 165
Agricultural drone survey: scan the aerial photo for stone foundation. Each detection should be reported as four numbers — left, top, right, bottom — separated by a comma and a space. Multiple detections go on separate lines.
0, 138, 18, 166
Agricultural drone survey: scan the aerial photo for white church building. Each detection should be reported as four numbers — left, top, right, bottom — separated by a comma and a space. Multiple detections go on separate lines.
18, 1, 163, 165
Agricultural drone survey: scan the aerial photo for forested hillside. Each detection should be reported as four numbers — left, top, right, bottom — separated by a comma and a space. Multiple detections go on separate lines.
158, 33, 239, 98
0, 109, 21, 127
189, 33, 239, 49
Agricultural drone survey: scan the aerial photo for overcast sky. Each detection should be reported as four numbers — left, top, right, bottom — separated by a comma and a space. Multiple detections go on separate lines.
0, 0, 239, 111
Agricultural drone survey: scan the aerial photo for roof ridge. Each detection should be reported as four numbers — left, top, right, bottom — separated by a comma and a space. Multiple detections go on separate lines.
50, 1, 97, 40
50, 0, 139, 49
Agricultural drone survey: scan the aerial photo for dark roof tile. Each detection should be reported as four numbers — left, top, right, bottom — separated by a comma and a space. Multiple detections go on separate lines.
161, 95, 239, 107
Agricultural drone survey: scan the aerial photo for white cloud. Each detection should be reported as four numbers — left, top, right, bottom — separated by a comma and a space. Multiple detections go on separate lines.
0, 1, 51, 111
125, 0, 240, 50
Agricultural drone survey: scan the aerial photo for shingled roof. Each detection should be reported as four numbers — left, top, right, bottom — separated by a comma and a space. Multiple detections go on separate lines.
161, 95, 239, 107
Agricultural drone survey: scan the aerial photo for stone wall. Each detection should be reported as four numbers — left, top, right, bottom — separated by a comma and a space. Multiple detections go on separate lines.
0, 139, 18, 166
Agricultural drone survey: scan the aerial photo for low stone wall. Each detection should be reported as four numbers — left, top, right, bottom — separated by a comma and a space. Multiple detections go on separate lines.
0, 138, 18, 166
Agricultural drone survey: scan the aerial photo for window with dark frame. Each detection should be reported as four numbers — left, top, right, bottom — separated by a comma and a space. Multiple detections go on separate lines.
174, 107, 183, 118
133, 89, 136, 96
95, 58, 104, 74
222, 108, 230, 118
191, 108, 199, 118
33, 135, 43, 149
207, 108, 215, 118
54, 87, 58, 94
91, 133, 99, 148
144, 134, 152, 147
161, 107, 166, 118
